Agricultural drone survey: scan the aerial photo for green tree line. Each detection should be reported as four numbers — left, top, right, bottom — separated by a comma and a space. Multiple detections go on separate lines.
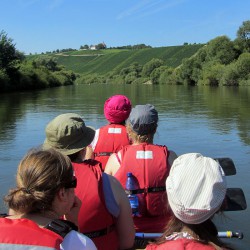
0, 31, 76, 92
77, 20, 250, 86
1, 20, 250, 91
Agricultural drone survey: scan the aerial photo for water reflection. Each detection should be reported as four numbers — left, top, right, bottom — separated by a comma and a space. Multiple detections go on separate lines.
0, 84, 249, 249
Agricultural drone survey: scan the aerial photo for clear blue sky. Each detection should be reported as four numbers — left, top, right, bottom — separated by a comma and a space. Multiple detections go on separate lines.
1, 0, 250, 54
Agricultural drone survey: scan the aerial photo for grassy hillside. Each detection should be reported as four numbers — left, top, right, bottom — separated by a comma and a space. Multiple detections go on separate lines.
28, 44, 204, 75
56, 45, 204, 75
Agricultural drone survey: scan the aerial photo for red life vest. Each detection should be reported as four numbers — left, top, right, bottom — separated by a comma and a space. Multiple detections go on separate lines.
146, 238, 217, 250
94, 124, 130, 170
72, 160, 119, 250
115, 144, 171, 233
0, 218, 62, 249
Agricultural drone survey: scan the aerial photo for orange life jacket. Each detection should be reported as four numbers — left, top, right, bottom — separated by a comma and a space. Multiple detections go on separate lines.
72, 160, 119, 250
114, 143, 171, 233
146, 238, 217, 250
0, 218, 63, 249
94, 124, 130, 170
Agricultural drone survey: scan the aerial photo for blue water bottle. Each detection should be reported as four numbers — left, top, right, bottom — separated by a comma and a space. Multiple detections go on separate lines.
126, 172, 140, 217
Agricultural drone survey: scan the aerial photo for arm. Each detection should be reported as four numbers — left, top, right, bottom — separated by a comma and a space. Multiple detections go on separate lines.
104, 152, 121, 176
108, 175, 135, 250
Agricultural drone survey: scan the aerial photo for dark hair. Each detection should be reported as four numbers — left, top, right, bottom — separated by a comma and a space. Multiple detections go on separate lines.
4, 148, 73, 214
153, 216, 234, 249
110, 120, 126, 126
67, 150, 80, 162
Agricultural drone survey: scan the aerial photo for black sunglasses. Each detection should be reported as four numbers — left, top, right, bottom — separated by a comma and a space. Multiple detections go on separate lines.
64, 176, 77, 189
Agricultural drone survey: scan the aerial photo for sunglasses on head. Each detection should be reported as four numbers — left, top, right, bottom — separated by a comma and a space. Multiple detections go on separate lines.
64, 176, 77, 189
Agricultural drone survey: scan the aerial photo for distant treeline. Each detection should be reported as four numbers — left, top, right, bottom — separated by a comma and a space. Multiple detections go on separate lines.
77, 20, 250, 86
36, 44, 152, 55
0, 31, 77, 92
109, 44, 152, 50
1, 20, 250, 92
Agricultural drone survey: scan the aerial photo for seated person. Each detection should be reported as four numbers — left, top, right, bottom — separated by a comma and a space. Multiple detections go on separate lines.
90, 94, 132, 170
43, 113, 135, 250
105, 104, 177, 234
0, 148, 97, 250
146, 153, 233, 250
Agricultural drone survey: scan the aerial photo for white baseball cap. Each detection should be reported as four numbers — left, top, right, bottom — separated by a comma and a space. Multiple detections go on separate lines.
166, 153, 227, 224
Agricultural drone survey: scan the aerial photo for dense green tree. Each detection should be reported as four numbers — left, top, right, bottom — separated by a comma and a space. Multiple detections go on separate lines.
220, 63, 239, 86
124, 71, 137, 84
158, 67, 174, 84
96, 43, 106, 50
32, 56, 63, 71
237, 20, 250, 40
150, 66, 171, 84
199, 62, 225, 86
120, 62, 142, 78
141, 58, 164, 77
179, 57, 199, 85
234, 52, 250, 85
132, 44, 151, 49
165, 68, 183, 85
237, 20, 250, 52
206, 36, 237, 64
80, 44, 89, 50
0, 30, 24, 74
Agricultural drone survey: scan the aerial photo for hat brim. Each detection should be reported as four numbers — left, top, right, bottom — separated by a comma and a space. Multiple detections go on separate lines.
43, 126, 95, 156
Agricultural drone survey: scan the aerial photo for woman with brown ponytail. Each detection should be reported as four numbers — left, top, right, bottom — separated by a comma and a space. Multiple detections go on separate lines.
0, 148, 97, 250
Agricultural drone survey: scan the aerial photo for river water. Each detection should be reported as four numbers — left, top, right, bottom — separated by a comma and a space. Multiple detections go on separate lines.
0, 84, 249, 249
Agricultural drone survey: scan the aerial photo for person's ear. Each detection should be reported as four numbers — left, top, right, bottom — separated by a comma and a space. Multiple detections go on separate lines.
57, 188, 68, 202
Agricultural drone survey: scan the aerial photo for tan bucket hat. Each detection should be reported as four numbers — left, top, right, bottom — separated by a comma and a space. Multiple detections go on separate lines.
43, 113, 95, 155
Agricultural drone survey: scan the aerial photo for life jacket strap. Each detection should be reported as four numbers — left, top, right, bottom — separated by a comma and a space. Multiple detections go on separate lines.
0, 213, 8, 218
45, 219, 78, 238
83, 224, 115, 238
94, 152, 113, 157
125, 186, 166, 195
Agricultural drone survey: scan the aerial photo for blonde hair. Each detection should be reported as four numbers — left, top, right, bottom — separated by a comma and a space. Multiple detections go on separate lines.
4, 148, 73, 214
126, 122, 156, 144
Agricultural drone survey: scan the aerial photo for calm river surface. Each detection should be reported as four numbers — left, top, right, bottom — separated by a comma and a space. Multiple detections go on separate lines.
0, 84, 249, 249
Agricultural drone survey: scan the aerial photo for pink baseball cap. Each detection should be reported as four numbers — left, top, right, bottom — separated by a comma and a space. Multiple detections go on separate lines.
104, 95, 132, 123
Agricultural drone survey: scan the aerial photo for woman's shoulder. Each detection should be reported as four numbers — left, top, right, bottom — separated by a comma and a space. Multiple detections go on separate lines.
146, 238, 217, 250
61, 230, 97, 250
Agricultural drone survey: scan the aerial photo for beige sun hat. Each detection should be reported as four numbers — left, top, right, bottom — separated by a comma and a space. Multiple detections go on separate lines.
43, 113, 95, 156
166, 153, 227, 224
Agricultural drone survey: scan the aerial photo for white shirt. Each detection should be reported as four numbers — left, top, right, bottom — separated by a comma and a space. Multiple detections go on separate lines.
90, 129, 100, 150
61, 230, 97, 250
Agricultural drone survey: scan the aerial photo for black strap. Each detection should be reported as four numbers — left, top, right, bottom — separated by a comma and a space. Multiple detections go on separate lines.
125, 186, 166, 195
83, 224, 115, 238
94, 152, 113, 157
45, 219, 78, 238
0, 213, 8, 218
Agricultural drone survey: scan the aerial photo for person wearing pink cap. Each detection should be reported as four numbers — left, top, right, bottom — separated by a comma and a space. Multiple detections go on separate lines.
90, 94, 132, 171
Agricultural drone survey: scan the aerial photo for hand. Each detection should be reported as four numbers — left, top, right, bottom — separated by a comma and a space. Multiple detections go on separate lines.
64, 195, 82, 226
